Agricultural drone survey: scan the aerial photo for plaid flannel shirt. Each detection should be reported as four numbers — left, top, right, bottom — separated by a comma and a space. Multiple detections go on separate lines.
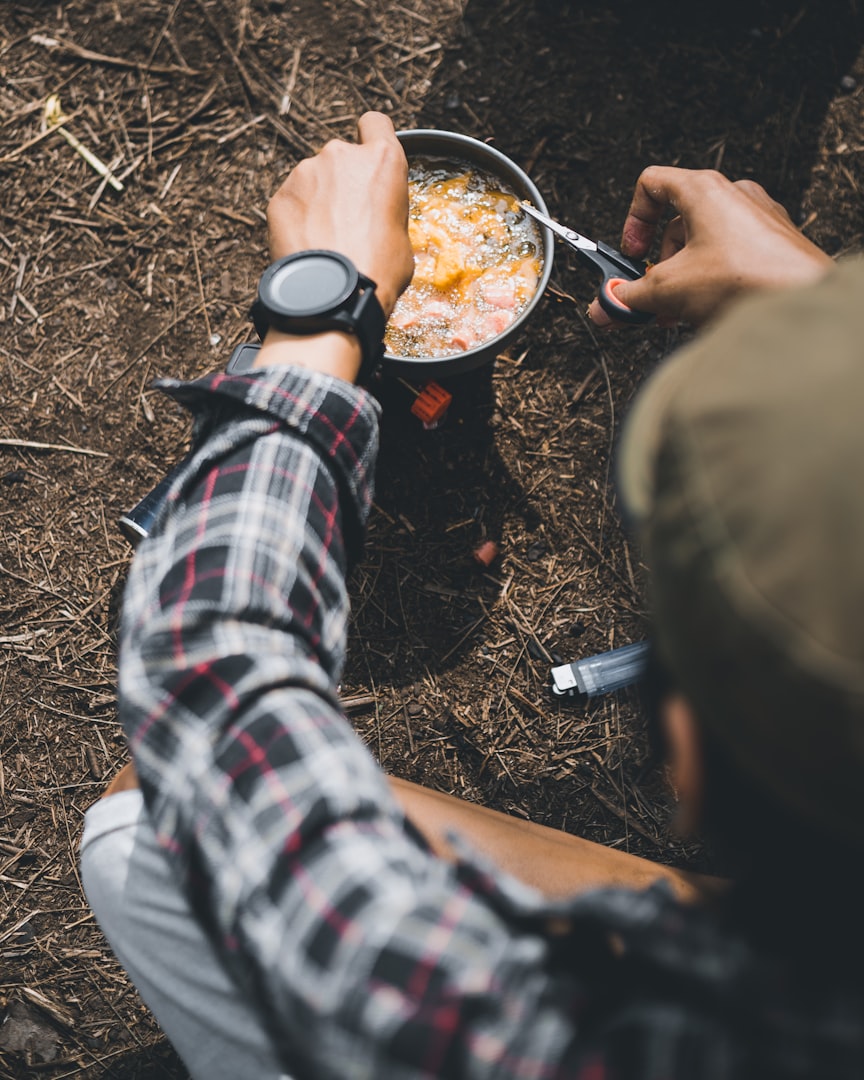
119, 365, 863, 1080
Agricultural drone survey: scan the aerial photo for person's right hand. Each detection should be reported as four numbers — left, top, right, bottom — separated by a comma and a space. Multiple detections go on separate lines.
265, 111, 413, 320
254, 111, 413, 383
587, 167, 833, 329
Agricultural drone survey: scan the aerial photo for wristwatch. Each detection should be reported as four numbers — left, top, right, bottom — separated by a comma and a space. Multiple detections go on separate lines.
250, 250, 386, 383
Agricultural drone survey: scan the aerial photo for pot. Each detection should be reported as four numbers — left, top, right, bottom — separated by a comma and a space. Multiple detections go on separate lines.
382, 129, 554, 379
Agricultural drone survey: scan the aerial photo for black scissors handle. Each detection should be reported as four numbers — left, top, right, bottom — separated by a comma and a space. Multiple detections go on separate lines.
576, 242, 653, 325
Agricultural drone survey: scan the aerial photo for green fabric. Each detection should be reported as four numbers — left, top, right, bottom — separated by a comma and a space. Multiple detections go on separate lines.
618, 258, 864, 842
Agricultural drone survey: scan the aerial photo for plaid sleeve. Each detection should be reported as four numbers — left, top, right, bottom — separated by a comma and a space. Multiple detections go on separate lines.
118, 365, 605, 1079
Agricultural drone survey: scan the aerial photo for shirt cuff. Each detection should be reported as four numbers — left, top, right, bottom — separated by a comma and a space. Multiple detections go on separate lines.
153, 365, 381, 557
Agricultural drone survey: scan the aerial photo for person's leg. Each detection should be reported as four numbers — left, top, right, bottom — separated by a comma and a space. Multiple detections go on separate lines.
80, 787, 292, 1080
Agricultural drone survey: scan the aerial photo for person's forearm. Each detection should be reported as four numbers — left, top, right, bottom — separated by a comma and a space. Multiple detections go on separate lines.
253, 327, 363, 382
117, 365, 406, 1061
119, 364, 385, 819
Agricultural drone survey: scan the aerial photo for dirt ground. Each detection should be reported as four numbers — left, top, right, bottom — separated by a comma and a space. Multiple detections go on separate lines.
2, 0, 863, 1075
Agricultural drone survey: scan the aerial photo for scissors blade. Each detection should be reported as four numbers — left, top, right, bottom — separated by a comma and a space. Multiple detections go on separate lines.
519, 201, 597, 253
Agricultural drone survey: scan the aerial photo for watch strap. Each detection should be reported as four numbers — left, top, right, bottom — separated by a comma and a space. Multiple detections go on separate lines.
350, 274, 387, 383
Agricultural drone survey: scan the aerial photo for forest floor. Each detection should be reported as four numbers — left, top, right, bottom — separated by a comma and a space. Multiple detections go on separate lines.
2, 0, 863, 1074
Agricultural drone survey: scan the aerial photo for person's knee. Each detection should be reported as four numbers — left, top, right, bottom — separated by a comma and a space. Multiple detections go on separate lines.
80, 828, 123, 915
80, 790, 145, 937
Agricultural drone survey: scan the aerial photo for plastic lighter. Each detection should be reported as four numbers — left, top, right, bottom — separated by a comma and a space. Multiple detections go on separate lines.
550, 640, 650, 698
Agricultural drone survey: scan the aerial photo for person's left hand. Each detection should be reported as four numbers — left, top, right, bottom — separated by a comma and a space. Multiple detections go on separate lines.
266, 112, 414, 319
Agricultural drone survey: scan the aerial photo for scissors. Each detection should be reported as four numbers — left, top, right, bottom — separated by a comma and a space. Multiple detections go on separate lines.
520, 202, 653, 325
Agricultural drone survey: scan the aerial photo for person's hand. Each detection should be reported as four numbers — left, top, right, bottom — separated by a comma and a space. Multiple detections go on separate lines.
265, 112, 414, 319
254, 112, 413, 382
587, 167, 833, 329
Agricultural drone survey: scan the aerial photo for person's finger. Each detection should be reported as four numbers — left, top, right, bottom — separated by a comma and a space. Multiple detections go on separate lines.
600, 277, 645, 319
588, 273, 659, 329
621, 167, 732, 256
619, 165, 685, 256
658, 215, 686, 263
357, 110, 397, 144
600, 257, 683, 324
734, 177, 795, 225
586, 297, 613, 328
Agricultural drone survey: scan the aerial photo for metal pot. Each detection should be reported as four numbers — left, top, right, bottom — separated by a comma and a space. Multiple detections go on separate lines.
382, 129, 554, 379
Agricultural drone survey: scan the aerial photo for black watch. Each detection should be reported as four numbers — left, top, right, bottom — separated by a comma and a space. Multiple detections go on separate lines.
250, 250, 386, 383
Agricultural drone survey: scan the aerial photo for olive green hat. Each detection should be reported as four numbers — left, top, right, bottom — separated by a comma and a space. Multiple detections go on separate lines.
618, 259, 864, 843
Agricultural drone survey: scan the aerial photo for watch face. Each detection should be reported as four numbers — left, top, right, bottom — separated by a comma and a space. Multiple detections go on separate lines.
266, 253, 355, 316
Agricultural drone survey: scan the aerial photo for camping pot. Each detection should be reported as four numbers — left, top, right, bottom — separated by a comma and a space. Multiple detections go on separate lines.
382, 129, 554, 379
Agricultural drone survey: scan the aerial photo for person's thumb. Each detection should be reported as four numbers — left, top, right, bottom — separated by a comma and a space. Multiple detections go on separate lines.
610, 275, 653, 316
586, 297, 612, 328
587, 276, 654, 329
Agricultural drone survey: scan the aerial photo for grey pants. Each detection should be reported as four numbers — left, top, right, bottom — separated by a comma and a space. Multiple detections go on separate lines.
80, 790, 292, 1080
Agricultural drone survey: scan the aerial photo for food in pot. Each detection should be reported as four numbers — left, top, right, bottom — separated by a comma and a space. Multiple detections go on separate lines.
385, 159, 543, 358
